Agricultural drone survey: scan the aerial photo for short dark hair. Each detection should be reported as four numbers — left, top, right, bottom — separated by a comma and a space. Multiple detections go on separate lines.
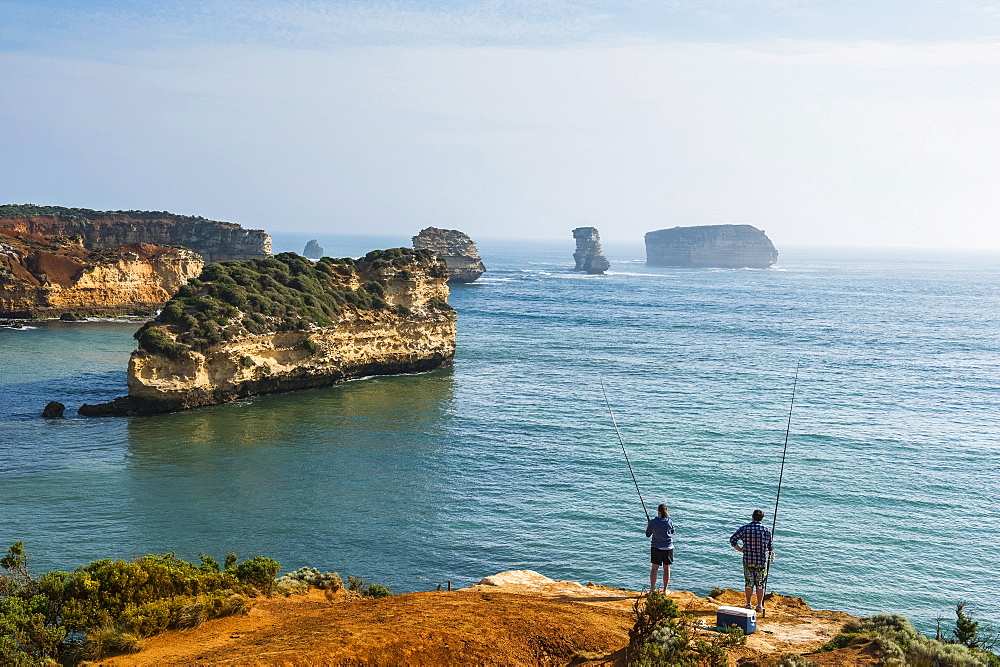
752, 509, 764, 521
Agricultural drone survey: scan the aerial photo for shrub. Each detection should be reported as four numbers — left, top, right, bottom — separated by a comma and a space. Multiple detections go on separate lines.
232, 557, 280, 596
274, 568, 344, 595
134, 324, 184, 358
365, 584, 391, 599
822, 612, 999, 667
347, 575, 369, 593
629, 591, 680, 652
906, 638, 987, 666
0, 544, 272, 663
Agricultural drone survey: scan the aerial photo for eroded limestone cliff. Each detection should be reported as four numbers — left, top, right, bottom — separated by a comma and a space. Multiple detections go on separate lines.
645, 224, 777, 268
80, 249, 456, 415
0, 205, 271, 263
572, 227, 611, 274
412, 227, 486, 283
0, 229, 204, 318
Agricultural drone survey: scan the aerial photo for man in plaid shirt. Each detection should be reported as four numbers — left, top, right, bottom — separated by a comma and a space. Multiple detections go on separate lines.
730, 509, 773, 613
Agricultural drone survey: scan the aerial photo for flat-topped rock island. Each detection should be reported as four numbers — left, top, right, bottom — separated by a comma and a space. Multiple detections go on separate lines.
645, 224, 777, 269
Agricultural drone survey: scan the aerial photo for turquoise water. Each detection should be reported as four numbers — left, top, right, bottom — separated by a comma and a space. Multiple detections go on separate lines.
2, 237, 998, 634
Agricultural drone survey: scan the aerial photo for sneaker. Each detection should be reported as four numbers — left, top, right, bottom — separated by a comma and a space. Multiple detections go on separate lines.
755, 605, 764, 614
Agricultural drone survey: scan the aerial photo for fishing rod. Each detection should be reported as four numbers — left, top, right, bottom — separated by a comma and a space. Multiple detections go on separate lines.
771, 363, 800, 540
762, 363, 800, 614
599, 374, 649, 521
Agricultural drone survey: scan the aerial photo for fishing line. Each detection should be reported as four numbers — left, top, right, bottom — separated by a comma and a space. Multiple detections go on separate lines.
599, 374, 649, 521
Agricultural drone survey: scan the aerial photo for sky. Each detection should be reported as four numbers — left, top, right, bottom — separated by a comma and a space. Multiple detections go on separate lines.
3, 1, 1000, 249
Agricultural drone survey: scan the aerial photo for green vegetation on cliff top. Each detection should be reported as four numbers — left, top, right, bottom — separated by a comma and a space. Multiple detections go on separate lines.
0, 542, 392, 665
0, 203, 214, 222
0, 541, 275, 664
135, 249, 451, 356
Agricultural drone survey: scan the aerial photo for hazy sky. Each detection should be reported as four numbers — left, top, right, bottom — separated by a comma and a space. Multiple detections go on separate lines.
3, 1, 1000, 248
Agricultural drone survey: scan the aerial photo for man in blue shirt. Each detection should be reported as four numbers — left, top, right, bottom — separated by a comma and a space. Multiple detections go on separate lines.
645, 503, 675, 593
730, 509, 773, 613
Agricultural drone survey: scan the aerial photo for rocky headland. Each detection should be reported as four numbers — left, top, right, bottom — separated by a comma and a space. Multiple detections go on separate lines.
80, 249, 456, 416
645, 224, 778, 269
98, 570, 885, 666
0, 228, 203, 319
0, 204, 272, 263
412, 227, 486, 283
573, 226, 611, 274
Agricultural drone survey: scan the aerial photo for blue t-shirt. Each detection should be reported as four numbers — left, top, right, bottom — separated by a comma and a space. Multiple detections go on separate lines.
646, 516, 675, 550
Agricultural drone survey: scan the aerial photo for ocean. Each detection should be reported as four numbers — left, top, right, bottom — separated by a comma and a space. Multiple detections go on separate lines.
1, 234, 998, 635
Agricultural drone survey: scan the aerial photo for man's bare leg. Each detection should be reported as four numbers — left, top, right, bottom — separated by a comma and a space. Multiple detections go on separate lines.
744, 587, 754, 608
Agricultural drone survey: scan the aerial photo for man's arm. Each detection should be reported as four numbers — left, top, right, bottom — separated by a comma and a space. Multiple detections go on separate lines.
729, 527, 743, 552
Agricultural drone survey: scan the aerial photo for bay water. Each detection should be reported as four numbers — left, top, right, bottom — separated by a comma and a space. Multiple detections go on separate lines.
1, 235, 998, 634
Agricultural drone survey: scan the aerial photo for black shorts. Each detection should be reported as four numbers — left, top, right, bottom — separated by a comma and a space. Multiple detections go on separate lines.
650, 547, 674, 565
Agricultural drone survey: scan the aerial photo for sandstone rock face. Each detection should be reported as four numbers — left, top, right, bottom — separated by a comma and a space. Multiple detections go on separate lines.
412, 227, 486, 283
645, 225, 777, 269
80, 250, 456, 416
572, 227, 611, 274
0, 205, 271, 263
303, 240, 324, 259
0, 229, 204, 318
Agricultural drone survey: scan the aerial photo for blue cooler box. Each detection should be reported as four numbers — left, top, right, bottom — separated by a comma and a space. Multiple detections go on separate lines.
715, 605, 757, 634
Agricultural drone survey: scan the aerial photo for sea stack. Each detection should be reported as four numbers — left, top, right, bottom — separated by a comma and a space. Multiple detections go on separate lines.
303, 240, 324, 259
572, 227, 611, 275
645, 225, 777, 269
79, 249, 456, 416
412, 227, 485, 283
0, 205, 272, 263
0, 229, 204, 319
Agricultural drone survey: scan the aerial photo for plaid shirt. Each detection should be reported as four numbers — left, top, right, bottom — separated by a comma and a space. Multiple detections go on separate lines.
730, 521, 773, 567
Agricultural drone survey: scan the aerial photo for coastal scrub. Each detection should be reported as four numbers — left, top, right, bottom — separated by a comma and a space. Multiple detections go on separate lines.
135, 249, 447, 355
0, 543, 273, 663
820, 611, 999, 666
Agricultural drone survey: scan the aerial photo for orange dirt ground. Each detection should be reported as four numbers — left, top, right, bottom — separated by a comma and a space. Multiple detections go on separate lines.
97, 571, 881, 666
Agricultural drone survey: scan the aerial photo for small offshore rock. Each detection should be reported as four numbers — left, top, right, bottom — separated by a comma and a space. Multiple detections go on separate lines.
59, 312, 79, 321
572, 227, 611, 274
303, 240, 324, 259
42, 401, 65, 418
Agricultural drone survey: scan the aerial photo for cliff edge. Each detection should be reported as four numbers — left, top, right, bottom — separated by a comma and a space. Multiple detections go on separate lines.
0, 204, 271, 263
573, 226, 611, 274
0, 229, 203, 318
100, 571, 864, 666
80, 249, 455, 416
412, 227, 486, 283
645, 224, 777, 269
